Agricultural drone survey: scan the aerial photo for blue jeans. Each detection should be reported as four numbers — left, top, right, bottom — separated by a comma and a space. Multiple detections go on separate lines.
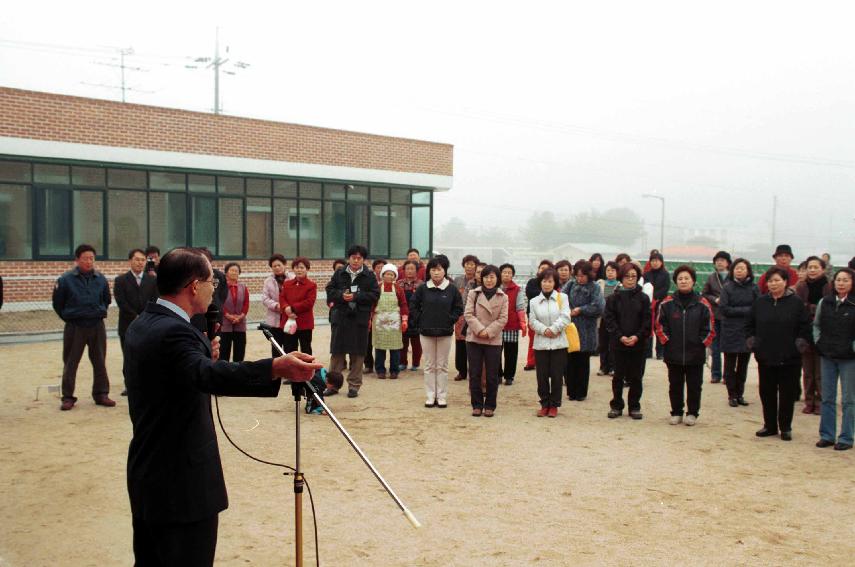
710, 319, 722, 379
374, 349, 401, 374
819, 357, 855, 445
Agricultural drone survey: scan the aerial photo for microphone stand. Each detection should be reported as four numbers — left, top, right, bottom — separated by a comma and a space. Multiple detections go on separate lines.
258, 326, 420, 567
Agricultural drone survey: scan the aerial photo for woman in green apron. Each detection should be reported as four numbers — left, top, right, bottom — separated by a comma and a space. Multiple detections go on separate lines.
373, 264, 410, 379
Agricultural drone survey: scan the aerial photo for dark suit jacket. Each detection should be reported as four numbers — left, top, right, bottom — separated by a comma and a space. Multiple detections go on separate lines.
124, 302, 281, 523
114, 271, 157, 337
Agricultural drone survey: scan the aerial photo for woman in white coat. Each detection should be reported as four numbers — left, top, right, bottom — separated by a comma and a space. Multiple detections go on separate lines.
529, 268, 572, 417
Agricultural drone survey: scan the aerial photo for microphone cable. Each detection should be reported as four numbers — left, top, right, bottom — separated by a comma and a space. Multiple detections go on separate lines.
214, 395, 321, 567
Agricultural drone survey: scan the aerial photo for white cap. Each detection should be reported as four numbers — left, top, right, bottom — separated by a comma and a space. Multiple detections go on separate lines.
380, 263, 399, 280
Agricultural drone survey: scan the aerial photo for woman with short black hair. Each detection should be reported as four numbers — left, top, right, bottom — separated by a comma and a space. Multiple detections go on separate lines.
524, 259, 555, 371
565, 260, 604, 401
498, 263, 527, 385
748, 266, 811, 441
719, 258, 759, 407
589, 253, 606, 281
452, 255, 480, 381
464, 264, 508, 417
603, 262, 651, 419
794, 255, 831, 414
221, 262, 248, 362
529, 268, 571, 417
655, 265, 715, 425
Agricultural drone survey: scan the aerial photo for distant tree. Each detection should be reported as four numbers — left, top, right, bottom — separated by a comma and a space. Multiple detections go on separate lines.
685, 235, 720, 248
436, 217, 474, 246
555, 207, 645, 247
523, 211, 560, 249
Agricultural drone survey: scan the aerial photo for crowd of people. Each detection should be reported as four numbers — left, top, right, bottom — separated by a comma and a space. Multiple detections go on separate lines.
50, 241, 855, 451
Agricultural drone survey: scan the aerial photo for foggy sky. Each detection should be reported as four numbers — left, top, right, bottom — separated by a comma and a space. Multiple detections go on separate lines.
1, 0, 853, 258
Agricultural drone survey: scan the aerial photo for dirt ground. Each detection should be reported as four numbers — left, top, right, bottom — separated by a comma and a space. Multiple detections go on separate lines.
1, 326, 853, 566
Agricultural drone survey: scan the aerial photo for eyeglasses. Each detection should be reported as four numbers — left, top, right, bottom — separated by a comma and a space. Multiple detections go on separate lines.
185, 278, 219, 289
623, 275, 638, 280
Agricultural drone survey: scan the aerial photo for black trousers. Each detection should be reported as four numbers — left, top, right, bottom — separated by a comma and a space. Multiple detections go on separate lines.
500, 341, 519, 381
268, 327, 287, 357
566, 351, 592, 399
282, 329, 313, 355
535, 349, 565, 408
758, 364, 800, 433
611, 348, 645, 411
598, 322, 613, 373
724, 352, 750, 399
467, 343, 501, 410
132, 513, 218, 567
667, 363, 704, 416
364, 331, 374, 368
61, 321, 109, 401
455, 339, 468, 377
219, 332, 246, 362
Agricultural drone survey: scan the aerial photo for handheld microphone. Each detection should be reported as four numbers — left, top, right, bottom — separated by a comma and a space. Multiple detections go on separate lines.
205, 304, 220, 340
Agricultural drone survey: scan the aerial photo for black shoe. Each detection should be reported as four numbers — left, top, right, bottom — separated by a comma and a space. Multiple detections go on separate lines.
780, 431, 792, 441
728, 398, 738, 407
523, 365, 535, 371
322, 388, 338, 397
629, 410, 643, 420
711, 377, 722, 384
755, 428, 778, 437
816, 439, 835, 448
737, 397, 749, 406
576, 396, 586, 402
121, 389, 128, 397
834, 442, 853, 451
607, 408, 622, 419
347, 388, 359, 398
504, 379, 514, 386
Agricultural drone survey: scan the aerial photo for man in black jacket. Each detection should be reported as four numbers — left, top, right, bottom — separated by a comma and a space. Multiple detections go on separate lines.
115, 248, 158, 395
324, 244, 380, 398
124, 247, 321, 566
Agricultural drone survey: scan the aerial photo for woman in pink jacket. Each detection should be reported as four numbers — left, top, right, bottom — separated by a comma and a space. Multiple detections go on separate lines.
261, 253, 294, 356
464, 265, 509, 417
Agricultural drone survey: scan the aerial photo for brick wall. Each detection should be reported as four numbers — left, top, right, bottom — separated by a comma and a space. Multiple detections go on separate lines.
0, 87, 453, 176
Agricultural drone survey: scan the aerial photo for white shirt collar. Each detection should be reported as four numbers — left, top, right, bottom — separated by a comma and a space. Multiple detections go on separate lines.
427, 279, 449, 290
156, 298, 191, 323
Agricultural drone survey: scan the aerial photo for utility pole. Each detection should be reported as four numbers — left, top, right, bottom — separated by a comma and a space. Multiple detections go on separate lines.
186, 28, 250, 115
87, 47, 150, 102
771, 195, 778, 245
642, 194, 665, 252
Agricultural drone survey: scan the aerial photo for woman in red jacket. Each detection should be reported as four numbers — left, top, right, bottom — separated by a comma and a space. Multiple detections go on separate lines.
279, 257, 318, 355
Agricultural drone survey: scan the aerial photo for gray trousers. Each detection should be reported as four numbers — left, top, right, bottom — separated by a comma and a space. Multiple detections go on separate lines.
61, 321, 110, 401
330, 353, 365, 390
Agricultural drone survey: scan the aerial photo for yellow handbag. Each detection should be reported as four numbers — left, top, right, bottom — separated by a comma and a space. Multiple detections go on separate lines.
556, 292, 581, 353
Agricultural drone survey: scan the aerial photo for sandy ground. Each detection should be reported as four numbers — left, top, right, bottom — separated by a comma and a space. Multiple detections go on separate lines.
1, 326, 853, 567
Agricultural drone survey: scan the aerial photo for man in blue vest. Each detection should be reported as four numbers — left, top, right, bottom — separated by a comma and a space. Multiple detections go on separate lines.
52, 243, 114, 411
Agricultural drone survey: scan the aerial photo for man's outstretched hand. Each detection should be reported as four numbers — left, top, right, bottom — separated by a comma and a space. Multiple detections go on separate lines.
272, 351, 324, 382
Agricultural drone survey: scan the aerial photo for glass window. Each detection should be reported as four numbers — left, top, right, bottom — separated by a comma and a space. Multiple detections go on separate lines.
247, 178, 271, 197
218, 198, 243, 256
347, 203, 369, 251
324, 183, 346, 200
0, 161, 31, 183
38, 188, 71, 256
192, 196, 217, 253
348, 185, 369, 201
73, 191, 104, 253
150, 172, 185, 192
189, 174, 216, 193
274, 180, 297, 198
108, 168, 146, 189
108, 191, 147, 259
370, 206, 389, 258
0, 184, 32, 259
412, 190, 431, 205
273, 199, 298, 258
370, 187, 389, 203
149, 192, 187, 251
390, 205, 410, 258
297, 200, 321, 258
300, 182, 321, 199
218, 176, 243, 195
390, 188, 410, 204
72, 167, 105, 187
412, 207, 430, 257
247, 197, 272, 258
323, 201, 345, 258
34, 164, 70, 185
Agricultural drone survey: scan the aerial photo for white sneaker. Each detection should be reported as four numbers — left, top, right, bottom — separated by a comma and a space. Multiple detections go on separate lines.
669, 415, 682, 425
684, 414, 697, 426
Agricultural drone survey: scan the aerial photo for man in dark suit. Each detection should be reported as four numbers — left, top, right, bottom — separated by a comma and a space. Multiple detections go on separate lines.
115, 249, 158, 396
124, 247, 322, 566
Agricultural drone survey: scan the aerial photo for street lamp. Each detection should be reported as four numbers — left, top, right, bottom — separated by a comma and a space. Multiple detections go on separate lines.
642, 194, 665, 252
